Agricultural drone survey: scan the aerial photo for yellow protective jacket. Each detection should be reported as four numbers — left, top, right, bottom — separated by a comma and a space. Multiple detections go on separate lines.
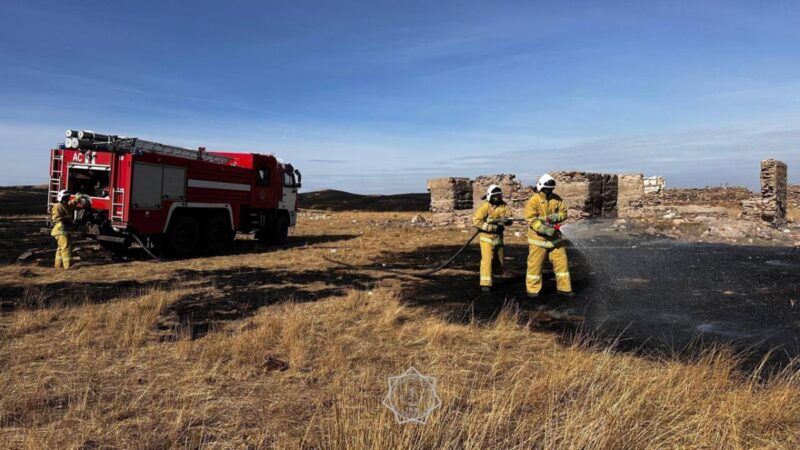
473, 201, 512, 245
50, 198, 80, 237
524, 191, 567, 248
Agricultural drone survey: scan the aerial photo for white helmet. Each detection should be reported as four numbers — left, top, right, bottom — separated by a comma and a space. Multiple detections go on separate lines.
483, 184, 503, 201
536, 174, 556, 192
57, 190, 70, 202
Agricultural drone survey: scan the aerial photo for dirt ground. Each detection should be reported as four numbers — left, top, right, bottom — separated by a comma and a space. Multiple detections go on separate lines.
0, 201, 799, 447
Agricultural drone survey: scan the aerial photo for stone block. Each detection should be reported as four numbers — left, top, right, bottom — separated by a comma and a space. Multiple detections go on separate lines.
427, 177, 473, 213
553, 171, 603, 219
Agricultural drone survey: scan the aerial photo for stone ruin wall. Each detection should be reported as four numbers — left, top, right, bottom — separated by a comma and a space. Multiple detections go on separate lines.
552, 172, 618, 220
428, 159, 790, 227
760, 159, 787, 227
738, 160, 789, 227
591, 160, 790, 226
790, 185, 800, 210
429, 171, 627, 224
643, 176, 666, 194
617, 174, 645, 219
646, 187, 754, 206
427, 177, 473, 224
472, 174, 536, 217
622, 160, 789, 226
639, 186, 756, 221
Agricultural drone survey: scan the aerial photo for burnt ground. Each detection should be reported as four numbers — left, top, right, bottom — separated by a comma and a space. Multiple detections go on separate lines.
562, 221, 800, 361
372, 222, 800, 369
571, 233, 800, 366
0, 186, 47, 216
0, 216, 51, 264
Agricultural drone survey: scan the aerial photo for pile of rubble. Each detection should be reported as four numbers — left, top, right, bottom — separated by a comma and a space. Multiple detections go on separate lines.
615, 159, 797, 245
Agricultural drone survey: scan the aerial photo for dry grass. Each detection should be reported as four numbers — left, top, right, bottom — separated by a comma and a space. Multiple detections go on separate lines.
0, 211, 798, 448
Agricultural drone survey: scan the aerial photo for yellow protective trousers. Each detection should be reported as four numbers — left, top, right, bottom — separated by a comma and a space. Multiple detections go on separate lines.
526, 242, 571, 294
479, 235, 504, 287
54, 234, 73, 269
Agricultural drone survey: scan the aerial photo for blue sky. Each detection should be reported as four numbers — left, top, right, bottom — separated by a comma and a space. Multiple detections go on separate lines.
1, 0, 799, 193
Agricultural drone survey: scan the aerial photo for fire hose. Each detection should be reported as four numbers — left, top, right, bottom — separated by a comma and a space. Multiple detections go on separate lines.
129, 232, 161, 261
323, 230, 481, 278
75, 197, 161, 262
419, 218, 559, 277
324, 218, 549, 278
417, 227, 481, 277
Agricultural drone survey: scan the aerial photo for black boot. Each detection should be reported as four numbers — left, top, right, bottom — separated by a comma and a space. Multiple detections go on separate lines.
557, 290, 575, 298
481, 286, 492, 293
527, 292, 539, 299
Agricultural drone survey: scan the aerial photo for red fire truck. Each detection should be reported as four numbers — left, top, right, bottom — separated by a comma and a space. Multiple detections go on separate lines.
47, 130, 301, 256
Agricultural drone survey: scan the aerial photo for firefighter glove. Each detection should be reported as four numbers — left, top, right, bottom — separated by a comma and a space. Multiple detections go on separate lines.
548, 213, 562, 224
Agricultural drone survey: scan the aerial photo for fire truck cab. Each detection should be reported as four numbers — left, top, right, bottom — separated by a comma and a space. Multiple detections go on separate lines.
48, 131, 301, 257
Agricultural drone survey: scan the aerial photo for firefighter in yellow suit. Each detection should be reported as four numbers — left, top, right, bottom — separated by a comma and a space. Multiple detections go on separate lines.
473, 185, 513, 292
524, 174, 574, 298
51, 190, 83, 269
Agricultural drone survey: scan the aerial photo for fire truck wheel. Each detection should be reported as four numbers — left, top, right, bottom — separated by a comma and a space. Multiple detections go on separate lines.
256, 213, 289, 245
202, 215, 233, 253
272, 213, 290, 245
166, 214, 200, 257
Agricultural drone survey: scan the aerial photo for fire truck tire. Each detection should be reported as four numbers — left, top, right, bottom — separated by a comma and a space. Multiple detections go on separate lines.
256, 212, 289, 245
202, 214, 233, 253
165, 214, 200, 257
272, 213, 290, 245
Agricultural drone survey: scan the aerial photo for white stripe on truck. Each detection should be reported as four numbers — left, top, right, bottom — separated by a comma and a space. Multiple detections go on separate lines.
187, 179, 251, 191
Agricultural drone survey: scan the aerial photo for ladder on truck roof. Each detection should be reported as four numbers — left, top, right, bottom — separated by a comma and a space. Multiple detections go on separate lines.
64, 130, 233, 165
111, 138, 232, 164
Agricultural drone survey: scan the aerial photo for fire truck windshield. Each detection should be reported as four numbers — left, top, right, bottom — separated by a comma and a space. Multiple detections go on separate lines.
67, 166, 110, 198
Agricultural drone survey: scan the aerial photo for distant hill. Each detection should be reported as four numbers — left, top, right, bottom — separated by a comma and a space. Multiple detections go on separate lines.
0, 186, 430, 215
299, 189, 429, 212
